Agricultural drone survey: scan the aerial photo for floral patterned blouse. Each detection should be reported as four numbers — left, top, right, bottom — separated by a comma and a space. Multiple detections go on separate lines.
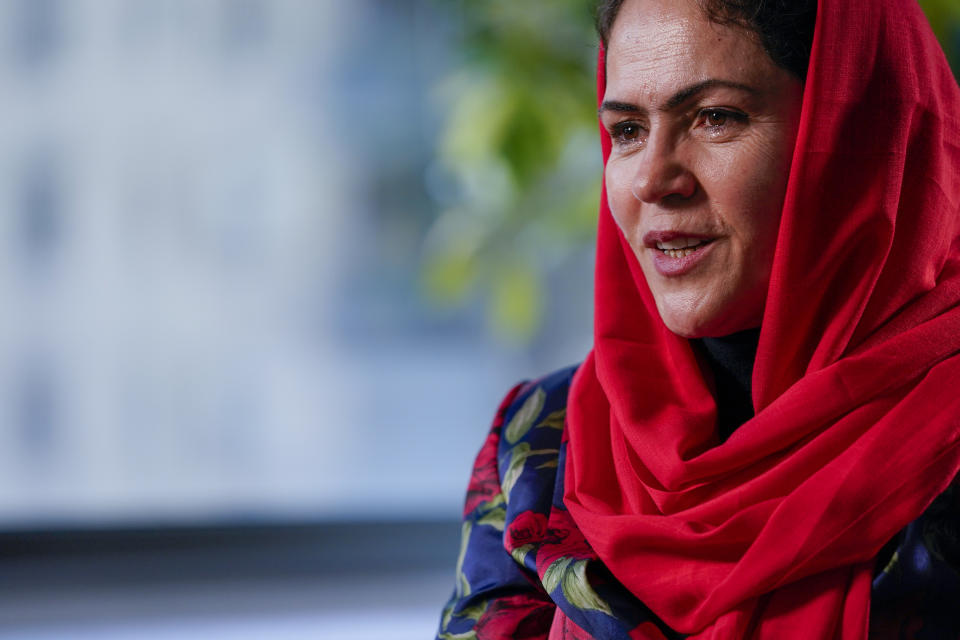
436, 366, 960, 639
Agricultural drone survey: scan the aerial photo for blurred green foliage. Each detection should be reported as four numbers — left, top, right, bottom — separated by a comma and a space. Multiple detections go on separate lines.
922, 0, 960, 73
422, 0, 960, 345
422, 0, 600, 344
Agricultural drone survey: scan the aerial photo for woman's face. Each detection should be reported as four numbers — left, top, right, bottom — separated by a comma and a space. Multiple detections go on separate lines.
602, 0, 804, 338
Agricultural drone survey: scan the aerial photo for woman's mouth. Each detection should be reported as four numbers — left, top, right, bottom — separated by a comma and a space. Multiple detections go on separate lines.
655, 238, 714, 258
644, 234, 718, 277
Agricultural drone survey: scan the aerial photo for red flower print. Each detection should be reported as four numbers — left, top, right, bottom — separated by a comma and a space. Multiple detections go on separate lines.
536, 507, 595, 572
464, 431, 503, 516
492, 382, 527, 430
463, 382, 526, 516
550, 611, 595, 640
474, 594, 554, 640
507, 510, 550, 551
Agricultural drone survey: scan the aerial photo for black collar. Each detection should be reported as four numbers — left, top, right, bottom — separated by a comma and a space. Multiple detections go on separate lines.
693, 328, 760, 442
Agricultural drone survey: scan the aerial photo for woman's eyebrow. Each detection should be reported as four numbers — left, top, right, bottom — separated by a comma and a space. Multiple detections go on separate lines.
597, 100, 642, 117
598, 79, 759, 117
663, 79, 758, 110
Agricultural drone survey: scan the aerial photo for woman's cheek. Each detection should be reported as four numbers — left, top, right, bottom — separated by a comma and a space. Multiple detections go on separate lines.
605, 160, 636, 231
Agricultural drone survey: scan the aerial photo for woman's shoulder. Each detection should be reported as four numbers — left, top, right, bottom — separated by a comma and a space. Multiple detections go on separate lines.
492, 365, 579, 536
498, 363, 579, 447
494, 365, 579, 485
461, 364, 579, 520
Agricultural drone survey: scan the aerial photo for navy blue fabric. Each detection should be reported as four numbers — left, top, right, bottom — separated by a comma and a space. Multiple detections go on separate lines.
438, 367, 960, 638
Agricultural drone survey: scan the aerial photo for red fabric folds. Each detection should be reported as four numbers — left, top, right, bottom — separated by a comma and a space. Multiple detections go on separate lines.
564, 0, 960, 637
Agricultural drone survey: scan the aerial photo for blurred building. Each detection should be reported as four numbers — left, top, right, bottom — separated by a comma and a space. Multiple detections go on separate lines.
0, 0, 592, 529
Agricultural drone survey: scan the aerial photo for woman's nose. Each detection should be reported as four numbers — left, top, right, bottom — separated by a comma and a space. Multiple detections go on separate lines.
631, 137, 696, 204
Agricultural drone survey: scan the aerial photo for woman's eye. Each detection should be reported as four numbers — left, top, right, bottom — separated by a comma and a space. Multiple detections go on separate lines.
704, 110, 728, 127
696, 109, 747, 137
611, 121, 645, 145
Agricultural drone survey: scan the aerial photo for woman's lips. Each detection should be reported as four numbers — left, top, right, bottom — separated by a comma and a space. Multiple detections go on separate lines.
642, 231, 718, 277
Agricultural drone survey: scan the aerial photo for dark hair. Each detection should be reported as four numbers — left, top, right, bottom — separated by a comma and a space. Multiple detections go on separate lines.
596, 0, 817, 80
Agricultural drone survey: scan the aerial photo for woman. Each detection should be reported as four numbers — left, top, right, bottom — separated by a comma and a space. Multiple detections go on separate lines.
438, 0, 960, 637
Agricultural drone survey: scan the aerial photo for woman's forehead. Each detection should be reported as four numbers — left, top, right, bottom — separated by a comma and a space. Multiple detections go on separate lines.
605, 0, 771, 102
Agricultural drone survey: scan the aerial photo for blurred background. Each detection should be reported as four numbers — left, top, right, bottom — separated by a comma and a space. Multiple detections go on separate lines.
0, 0, 957, 638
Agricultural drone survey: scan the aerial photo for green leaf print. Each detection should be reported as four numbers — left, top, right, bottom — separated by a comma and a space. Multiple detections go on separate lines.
476, 505, 506, 531
438, 631, 478, 640
440, 600, 456, 632
479, 491, 506, 512
510, 543, 535, 566
458, 601, 489, 622
542, 556, 573, 594
505, 387, 546, 444
542, 556, 614, 617
439, 597, 486, 636
536, 408, 566, 431
500, 442, 559, 501
880, 550, 900, 575
564, 558, 614, 616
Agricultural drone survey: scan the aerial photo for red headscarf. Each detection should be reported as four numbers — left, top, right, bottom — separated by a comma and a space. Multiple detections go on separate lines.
564, 0, 960, 637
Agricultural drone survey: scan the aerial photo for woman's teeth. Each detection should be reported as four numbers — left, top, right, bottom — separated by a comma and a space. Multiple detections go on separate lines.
656, 238, 709, 258
662, 247, 698, 258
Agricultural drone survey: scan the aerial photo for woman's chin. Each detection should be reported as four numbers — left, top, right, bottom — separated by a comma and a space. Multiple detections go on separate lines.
657, 303, 760, 339
662, 317, 714, 339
